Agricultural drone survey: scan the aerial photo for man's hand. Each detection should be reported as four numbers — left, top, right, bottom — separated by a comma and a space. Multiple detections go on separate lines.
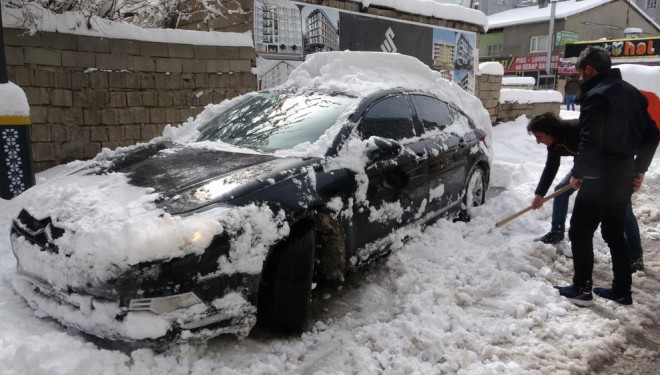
633, 173, 645, 192
569, 176, 582, 189
532, 194, 544, 209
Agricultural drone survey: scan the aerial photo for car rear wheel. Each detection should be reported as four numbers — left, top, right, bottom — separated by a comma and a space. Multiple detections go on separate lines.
258, 226, 315, 333
458, 166, 486, 222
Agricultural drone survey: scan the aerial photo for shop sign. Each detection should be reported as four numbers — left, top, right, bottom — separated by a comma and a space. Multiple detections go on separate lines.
556, 31, 578, 46
504, 54, 562, 72
565, 37, 660, 59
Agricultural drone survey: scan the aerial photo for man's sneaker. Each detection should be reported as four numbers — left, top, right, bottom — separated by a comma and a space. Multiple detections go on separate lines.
534, 231, 564, 244
593, 287, 633, 306
554, 285, 594, 307
631, 256, 645, 273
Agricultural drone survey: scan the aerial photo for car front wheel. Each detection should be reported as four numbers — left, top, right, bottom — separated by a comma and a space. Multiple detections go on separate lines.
458, 166, 486, 222
259, 225, 315, 333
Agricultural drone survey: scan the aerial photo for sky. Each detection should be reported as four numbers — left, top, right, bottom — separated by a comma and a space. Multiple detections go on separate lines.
1, 2, 660, 374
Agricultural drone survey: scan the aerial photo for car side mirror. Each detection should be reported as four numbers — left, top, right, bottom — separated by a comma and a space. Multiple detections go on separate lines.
365, 136, 402, 162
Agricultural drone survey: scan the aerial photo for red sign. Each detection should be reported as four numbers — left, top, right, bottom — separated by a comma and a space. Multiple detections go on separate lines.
504, 53, 563, 72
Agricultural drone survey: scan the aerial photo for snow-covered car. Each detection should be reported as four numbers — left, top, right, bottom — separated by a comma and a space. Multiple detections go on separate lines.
10, 51, 492, 343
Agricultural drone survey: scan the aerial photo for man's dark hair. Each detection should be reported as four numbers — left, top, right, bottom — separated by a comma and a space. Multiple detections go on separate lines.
527, 112, 563, 138
576, 46, 611, 73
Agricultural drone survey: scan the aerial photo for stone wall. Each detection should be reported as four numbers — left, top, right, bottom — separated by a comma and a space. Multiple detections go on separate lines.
476, 73, 561, 124
495, 102, 560, 123
3, 28, 256, 172
475, 74, 501, 124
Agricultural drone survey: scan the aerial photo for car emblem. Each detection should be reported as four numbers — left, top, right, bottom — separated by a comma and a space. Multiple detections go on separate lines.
44, 223, 55, 243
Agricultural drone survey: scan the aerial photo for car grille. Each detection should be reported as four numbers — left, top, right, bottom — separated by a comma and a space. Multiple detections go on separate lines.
12, 209, 65, 253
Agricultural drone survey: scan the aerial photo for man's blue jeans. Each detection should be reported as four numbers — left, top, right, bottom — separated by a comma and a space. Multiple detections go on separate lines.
550, 172, 642, 258
624, 201, 643, 258
566, 95, 577, 110
551, 172, 576, 233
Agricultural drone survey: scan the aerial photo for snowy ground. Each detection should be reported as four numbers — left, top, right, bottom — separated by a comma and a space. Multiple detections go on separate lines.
1, 109, 659, 374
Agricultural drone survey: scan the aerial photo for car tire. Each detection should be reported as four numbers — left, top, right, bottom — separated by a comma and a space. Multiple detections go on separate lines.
260, 226, 315, 333
458, 166, 486, 222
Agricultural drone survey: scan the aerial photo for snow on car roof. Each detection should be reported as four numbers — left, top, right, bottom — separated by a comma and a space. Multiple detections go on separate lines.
166, 51, 492, 158
283, 51, 490, 130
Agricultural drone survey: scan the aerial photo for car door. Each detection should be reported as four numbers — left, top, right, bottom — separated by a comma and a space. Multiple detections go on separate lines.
409, 94, 466, 217
351, 94, 429, 253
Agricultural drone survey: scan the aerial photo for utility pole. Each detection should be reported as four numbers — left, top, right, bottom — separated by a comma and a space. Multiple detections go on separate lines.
0, 5, 35, 199
546, 0, 558, 75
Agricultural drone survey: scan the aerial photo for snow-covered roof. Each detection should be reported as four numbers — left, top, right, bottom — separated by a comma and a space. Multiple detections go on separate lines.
1, 1, 489, 42
488, 0, 612, 29
0, 6, 253, 47
359, 0, 488, 29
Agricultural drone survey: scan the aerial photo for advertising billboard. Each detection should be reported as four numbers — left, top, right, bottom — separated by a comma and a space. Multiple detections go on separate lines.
253, 0, 477, 93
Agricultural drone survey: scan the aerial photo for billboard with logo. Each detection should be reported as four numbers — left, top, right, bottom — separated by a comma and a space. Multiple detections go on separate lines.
561, 36, 660, 74
253, 0, 477, 93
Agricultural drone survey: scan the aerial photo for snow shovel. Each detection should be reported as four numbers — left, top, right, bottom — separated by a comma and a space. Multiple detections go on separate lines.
494, 184, 573, 228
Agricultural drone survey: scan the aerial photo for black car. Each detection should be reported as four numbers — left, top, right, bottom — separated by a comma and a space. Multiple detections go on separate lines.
10, 52, 492, 343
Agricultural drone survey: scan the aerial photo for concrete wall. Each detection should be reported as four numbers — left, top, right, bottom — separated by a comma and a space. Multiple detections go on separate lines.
3, 28, 256, 172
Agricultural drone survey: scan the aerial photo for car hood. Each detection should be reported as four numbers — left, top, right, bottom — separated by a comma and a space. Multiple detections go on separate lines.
98, 141, 276, 193
76, 141, 317, 214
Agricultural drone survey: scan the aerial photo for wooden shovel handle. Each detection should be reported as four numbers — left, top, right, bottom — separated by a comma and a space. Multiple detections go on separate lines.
494, 184, 574, 228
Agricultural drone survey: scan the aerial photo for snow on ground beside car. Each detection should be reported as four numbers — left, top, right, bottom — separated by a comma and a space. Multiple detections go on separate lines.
1, 109, 659, 374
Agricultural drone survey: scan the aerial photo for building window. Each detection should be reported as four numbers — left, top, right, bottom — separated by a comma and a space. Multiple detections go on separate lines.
487, 43, 503, 57
648, 0, 657, 8
530, 35, 549, 53
495, 0, 507, 5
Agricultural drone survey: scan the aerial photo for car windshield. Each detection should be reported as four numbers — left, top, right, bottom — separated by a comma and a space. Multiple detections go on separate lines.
196, 91, 356, 151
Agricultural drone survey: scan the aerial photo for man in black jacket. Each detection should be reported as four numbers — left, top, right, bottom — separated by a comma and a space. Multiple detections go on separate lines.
554, 46, 659, 306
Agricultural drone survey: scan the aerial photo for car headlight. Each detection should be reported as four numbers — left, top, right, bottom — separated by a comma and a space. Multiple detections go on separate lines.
128, 292, 203, 314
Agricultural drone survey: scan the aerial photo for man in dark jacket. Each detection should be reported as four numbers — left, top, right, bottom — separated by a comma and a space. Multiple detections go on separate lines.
555, 46, 659, 306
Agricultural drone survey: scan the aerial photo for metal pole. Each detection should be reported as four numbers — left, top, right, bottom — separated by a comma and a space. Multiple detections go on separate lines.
546, 0, 557, 75
0, 5, 36, 199
0, 5, 8, 83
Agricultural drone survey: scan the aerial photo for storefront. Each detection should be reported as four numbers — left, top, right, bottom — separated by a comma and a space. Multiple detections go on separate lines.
484, 53, 562, 90
561, 36, 660, 74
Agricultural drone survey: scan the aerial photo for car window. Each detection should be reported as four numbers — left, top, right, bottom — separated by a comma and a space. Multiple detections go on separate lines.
360, 95, 415, 140
196, 92, 356, 151
410, 94, 454, 132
